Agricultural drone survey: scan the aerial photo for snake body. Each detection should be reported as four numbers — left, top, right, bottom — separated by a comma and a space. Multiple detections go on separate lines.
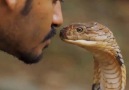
60, 22, 126, 90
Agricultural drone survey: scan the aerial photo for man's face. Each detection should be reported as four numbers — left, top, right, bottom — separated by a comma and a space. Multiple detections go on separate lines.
0, 0, 63, 64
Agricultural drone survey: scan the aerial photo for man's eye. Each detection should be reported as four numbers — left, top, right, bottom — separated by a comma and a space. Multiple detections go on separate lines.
60, 0, 64, 2
53, 0, 64, 4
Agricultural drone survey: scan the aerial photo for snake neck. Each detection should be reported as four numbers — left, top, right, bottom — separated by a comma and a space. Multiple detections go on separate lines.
92, 51, 126, 90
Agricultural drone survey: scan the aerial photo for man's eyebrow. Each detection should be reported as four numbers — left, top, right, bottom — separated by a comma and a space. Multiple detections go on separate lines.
21, 0, 33, 16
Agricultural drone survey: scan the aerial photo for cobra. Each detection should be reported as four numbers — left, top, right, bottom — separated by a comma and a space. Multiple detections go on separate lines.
60, 22, 126, 90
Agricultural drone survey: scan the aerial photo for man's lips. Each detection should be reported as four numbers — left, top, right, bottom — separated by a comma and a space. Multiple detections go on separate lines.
43, 40, 50, 49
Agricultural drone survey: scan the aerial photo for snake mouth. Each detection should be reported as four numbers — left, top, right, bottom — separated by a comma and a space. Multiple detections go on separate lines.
62, 39, 97, 47
60, 30, 97, 46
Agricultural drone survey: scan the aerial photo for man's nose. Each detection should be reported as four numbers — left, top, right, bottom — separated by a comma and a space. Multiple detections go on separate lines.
52, 1, 63, 27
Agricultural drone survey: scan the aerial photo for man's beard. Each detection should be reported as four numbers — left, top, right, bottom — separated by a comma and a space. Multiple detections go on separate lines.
17, 26, 56, 64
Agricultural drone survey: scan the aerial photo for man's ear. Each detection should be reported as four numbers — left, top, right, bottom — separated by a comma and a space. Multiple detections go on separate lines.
5, 0, 17, 10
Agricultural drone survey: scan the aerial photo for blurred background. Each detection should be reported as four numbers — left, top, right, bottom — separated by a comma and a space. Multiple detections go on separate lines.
0, 0, 129, 90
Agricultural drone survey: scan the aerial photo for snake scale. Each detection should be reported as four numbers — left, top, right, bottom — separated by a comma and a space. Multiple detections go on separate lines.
60, 22, 126, 90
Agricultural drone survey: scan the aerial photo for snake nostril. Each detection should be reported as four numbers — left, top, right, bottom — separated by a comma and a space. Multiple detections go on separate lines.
60, 28, 68, 39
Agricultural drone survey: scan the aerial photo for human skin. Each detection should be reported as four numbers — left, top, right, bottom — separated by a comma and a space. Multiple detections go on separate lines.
0, 0, 63, 64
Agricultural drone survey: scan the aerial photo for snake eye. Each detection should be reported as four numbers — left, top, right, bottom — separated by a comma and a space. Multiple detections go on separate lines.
76, 27, 83, 32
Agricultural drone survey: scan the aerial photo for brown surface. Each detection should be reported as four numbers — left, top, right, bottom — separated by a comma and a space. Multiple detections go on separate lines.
0, 0, 129, 90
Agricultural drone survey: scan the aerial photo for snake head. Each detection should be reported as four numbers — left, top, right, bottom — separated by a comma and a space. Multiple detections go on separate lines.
60, 22, 118, 51
60, 22, 114, 41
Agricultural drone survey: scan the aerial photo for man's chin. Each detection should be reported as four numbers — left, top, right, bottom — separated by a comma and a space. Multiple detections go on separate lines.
17, 52, 43, 64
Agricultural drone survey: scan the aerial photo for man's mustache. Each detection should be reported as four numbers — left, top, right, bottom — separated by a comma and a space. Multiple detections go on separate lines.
43, 26, 56, 42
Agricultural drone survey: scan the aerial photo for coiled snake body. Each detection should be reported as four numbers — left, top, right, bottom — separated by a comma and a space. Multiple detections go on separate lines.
60, 22, 126, 90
